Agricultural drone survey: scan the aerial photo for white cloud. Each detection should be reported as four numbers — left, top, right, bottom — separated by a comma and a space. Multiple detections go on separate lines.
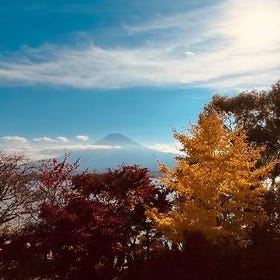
0, 0, 279, 90
149, 143, 182, 154
185, 51, 194, 56
2, 136, 27, 143
56, 136, 69, 143
35, 144, 122, 160
33, 136, 69, 143
42, 144, 121, 151
76, 135, 89, 141
33, 137, 57, 143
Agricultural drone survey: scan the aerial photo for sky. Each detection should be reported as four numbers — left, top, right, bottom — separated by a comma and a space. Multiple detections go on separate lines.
0, 0, 280, 159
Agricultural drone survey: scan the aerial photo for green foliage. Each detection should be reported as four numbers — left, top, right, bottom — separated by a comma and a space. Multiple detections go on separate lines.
207, 81, 280, 181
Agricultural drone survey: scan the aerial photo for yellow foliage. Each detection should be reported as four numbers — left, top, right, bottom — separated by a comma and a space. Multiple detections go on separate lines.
147, 112, 276, 244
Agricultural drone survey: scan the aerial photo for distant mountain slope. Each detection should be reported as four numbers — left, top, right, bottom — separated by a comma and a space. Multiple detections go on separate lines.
64, 134, 175, 172
94, 133, 142, 147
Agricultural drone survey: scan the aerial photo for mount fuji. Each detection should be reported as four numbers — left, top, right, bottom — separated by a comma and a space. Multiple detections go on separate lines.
65, 133, 175, 173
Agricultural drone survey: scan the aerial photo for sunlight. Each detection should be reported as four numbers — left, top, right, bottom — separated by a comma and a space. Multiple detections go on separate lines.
225, 0, 280, 51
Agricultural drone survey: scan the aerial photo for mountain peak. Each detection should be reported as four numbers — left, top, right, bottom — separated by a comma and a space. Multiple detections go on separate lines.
94, 133, 142, 147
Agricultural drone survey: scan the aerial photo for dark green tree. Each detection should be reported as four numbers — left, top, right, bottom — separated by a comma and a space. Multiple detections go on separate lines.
206, 81, 280, 183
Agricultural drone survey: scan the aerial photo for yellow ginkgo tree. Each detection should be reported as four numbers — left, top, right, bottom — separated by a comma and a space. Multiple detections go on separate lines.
148, 112, 276, 244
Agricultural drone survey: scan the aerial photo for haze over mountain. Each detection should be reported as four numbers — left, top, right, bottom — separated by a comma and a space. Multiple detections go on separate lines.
66, 133, 175, 173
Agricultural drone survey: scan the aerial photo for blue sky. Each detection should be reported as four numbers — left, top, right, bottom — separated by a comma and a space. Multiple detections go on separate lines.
0, 0, 280, 158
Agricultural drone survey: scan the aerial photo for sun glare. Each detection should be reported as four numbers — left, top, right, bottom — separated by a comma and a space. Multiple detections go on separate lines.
225, 0, 280, 51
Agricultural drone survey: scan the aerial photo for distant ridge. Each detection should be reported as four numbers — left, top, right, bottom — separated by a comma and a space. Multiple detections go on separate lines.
94, 133, 142, 147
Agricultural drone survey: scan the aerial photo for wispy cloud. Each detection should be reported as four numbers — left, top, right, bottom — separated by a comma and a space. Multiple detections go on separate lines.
124, 4, 218, 37
0, 0, 279, 90
33, 136, 69, 143
41, 144, 121, 152
56, 136, 69, 143
76, 135, 89, 141
33, 137, 57, 143
149, 143, 182, 154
